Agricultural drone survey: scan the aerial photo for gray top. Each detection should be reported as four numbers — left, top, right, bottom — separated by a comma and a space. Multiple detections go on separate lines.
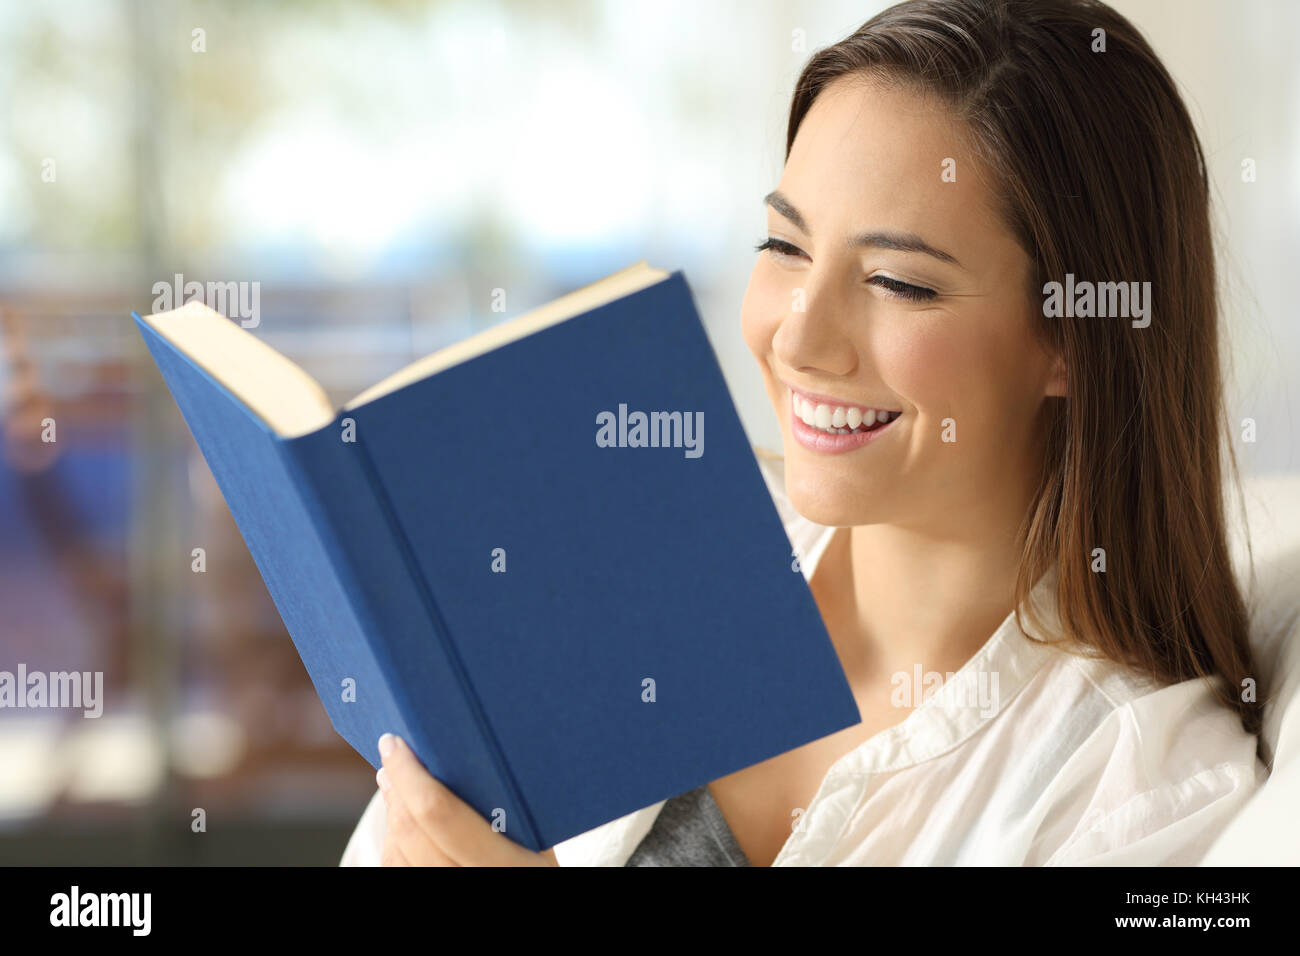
625, 785, 752, 867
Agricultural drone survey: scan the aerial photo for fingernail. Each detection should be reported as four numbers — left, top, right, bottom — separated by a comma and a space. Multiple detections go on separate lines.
378, 733, 396, 759
376, 767, 391, 793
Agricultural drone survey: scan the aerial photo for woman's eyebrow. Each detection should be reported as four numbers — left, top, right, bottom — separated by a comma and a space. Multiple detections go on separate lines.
764, 189, 962, 268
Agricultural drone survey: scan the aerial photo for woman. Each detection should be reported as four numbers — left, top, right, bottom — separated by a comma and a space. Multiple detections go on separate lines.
343, 0, 1266, 866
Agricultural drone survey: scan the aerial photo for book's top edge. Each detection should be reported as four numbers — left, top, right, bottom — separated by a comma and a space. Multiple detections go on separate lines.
135, 300, 337, 439
342, 262, 675, 411
135, 262, 681, 435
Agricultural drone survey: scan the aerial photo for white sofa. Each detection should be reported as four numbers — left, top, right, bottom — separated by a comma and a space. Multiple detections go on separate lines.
1200, 475, 1300, 865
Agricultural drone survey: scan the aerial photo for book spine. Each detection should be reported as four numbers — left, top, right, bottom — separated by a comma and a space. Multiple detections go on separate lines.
278, 424, 543, 852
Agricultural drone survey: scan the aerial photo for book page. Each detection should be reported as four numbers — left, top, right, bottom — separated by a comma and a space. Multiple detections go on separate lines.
138, 301, 336, 438
344, 261, 670, 410
139, 261, 670, 437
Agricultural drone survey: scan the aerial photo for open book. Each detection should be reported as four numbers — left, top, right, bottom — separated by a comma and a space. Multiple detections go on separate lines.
132, 262, 860, 851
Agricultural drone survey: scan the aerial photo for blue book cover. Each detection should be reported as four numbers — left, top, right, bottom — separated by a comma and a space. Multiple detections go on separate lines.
132, 264, 860, 851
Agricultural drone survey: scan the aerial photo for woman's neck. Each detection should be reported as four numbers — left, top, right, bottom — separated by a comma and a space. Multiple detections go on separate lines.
812, 498, 1030, 687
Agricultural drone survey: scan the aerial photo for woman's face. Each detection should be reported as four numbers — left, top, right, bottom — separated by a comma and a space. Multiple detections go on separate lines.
741, 75, 1063, 530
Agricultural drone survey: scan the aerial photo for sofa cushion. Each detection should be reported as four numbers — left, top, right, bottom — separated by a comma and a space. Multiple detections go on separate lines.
1200, 475, 1300, 864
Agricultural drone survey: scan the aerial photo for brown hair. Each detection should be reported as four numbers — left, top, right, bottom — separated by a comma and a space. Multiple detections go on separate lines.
786, 0, 1261, 734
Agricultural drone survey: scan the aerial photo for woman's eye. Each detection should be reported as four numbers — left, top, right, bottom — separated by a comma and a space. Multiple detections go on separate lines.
754, 239, 937, 302
868, 275, 937, 302
754, 237, 806, 260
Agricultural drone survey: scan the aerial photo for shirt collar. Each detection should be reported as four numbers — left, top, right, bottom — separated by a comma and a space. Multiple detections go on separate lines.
822, 566, 1066, 777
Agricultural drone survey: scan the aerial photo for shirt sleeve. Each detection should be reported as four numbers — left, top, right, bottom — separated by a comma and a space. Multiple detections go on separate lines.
339, 789, 387, 866
1041, 679, 1265, 866
1045, 761, 1262, 865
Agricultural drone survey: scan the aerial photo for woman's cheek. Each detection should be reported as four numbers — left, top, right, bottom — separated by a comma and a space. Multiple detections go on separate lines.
871, 318, 967, 417
740, 266, 793, 365
739, 270, 774, 359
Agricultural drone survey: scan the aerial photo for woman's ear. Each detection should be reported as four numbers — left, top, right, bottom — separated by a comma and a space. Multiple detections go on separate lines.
1044, 350, 1067, 398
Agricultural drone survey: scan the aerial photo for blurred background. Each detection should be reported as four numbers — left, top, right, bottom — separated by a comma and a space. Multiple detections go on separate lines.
0, 0, 1296, 864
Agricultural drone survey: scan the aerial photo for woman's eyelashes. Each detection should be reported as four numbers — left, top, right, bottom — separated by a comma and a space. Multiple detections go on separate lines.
753, 236, 806, 260
753, 237, 938, 302
868, 274, 938, 303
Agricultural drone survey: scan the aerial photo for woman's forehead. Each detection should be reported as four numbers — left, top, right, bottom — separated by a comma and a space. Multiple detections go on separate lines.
779, 78, 1013, 268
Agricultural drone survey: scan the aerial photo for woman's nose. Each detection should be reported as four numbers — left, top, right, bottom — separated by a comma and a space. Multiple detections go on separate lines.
771, 275, 859, 378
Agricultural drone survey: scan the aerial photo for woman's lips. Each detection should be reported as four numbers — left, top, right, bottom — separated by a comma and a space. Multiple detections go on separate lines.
787, 387, 901, 454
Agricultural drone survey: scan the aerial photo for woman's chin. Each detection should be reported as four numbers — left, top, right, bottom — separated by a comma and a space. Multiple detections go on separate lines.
784, 467, 875, 529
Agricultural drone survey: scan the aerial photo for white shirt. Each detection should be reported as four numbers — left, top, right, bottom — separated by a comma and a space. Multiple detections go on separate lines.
341, 448, 1266, 866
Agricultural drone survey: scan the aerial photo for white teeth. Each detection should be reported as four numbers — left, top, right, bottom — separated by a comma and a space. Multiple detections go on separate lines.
792, 391, 898, 434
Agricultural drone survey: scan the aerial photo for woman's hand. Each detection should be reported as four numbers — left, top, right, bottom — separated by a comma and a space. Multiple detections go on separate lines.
376, 733, 558, 867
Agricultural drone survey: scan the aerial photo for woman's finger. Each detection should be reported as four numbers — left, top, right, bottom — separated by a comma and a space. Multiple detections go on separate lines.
379, 733, 545, 866
380, 829, 411, 867
382, 779, 459, 867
